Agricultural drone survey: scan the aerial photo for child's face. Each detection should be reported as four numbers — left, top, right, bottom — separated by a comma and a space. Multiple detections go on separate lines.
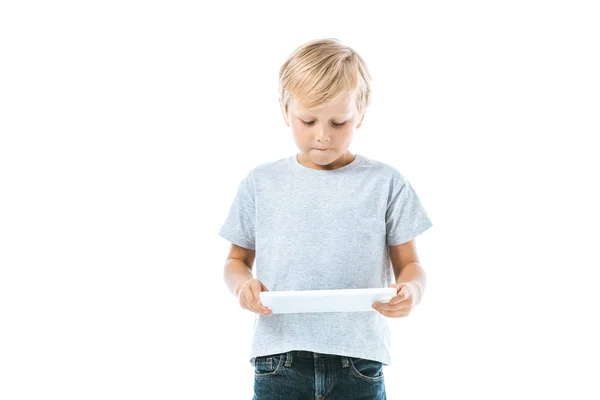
280, 91, 365, 170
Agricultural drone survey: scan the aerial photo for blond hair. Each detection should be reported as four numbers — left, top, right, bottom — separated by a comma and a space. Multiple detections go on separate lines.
279, 38, 372, 117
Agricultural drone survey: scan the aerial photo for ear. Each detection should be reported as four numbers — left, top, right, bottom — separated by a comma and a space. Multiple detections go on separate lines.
355, 110, 366, 129
279, 98, 290, 126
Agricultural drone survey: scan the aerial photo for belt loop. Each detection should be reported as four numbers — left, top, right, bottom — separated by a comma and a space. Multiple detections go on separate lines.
341, 356, 349, 368
285, 351, 293, 367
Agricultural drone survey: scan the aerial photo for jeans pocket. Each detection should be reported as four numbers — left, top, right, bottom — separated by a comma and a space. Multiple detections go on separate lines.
348, 357, 384, 382
254, 353, 286, 378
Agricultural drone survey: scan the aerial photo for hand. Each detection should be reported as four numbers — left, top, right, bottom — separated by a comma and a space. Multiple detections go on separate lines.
237, 278, 273, 316
372, 282, 418, 318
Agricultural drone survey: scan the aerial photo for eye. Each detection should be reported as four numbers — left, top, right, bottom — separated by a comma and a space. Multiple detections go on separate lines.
301, 120, 346, 128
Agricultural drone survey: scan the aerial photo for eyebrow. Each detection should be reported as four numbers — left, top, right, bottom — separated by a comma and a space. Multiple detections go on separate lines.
294, 112, 352, 120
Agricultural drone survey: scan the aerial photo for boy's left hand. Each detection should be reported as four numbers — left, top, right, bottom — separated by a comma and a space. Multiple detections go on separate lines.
372, 282, 417, 318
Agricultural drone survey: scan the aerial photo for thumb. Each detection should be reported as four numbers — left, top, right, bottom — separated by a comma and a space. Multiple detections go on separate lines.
390, 283, 410, 303
397, 283, 411, 298
257, 282, 269, 305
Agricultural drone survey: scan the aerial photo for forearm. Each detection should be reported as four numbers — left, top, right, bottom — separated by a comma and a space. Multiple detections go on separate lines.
224, 258, 254, 297
395, 262, 426, 306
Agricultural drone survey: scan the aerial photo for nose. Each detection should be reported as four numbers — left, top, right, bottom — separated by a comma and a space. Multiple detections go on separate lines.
315, 130, 330, 143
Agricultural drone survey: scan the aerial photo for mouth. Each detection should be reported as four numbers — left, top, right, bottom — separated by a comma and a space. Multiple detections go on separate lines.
314, 148, 329, 151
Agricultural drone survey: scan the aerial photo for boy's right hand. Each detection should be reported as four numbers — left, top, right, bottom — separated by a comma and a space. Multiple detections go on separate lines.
237, 279, 273, 316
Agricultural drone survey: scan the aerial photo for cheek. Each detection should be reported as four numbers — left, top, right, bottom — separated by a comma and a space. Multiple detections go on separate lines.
293, 125, 311, 139
291, 128, 311, 146
338, 128, 354, 140
291, 123, 305, 135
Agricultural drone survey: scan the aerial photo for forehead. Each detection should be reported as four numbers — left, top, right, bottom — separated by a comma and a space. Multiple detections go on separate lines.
291, 92, 356, 115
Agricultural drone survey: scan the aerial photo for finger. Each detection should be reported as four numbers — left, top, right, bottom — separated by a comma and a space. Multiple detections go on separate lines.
388, 309, 410, 318
255, 292, 272, 314
258, 299, 272, 315
390, 308, 410, 318
241, 290, 261, 314
249, 283, 272, 313
373, 301, 411, 312
372, 298, 404, 307
390, 286, 409, 304
244, 289, 269, 315
246, 287, 259, 307
245, 285, 264, 311
389, 294, 408, 305
251, 290, 272, 314
374, 291, 406, 307
374, 307, 410, 318
390, 298, 411, 309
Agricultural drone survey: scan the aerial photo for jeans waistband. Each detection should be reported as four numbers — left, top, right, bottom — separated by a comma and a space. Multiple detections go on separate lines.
285, 351, 351, 368
292, 350, 339, 358
252, 351, 352, 368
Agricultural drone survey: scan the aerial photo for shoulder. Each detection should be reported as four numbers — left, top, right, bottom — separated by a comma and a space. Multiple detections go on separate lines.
244, 155, 292, 186
233, 157, 283, 180
358, 154, 408, 187
250, 156, 288, 175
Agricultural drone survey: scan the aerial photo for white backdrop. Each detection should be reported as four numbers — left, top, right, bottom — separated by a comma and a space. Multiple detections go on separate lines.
1, 1, 599, 399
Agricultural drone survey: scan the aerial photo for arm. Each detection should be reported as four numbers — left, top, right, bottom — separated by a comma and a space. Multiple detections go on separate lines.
223, 243, 256, 297
388, 239, 426, 306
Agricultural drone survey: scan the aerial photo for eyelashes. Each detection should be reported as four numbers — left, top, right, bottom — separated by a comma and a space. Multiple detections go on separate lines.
301, 120, 346, 128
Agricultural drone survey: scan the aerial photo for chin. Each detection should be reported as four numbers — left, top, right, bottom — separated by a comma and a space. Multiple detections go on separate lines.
311, 152, 335, 161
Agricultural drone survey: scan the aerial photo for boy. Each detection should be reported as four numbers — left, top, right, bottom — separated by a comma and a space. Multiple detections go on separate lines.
219, 38, 433, 399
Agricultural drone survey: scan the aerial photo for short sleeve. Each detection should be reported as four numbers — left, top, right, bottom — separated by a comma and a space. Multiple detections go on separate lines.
386, 175, 433, 246
218, 171, 256, 250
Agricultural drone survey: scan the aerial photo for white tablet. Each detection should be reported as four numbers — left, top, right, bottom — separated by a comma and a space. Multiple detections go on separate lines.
259, 287, 397, 314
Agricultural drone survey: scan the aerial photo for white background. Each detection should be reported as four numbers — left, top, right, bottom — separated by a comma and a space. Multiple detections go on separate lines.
1, 1, 599, 399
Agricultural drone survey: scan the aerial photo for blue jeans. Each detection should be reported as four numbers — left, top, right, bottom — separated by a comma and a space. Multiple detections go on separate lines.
253, 350, 387, 400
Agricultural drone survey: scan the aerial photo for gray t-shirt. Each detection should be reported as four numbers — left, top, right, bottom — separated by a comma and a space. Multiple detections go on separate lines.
218, 153, 433, 366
